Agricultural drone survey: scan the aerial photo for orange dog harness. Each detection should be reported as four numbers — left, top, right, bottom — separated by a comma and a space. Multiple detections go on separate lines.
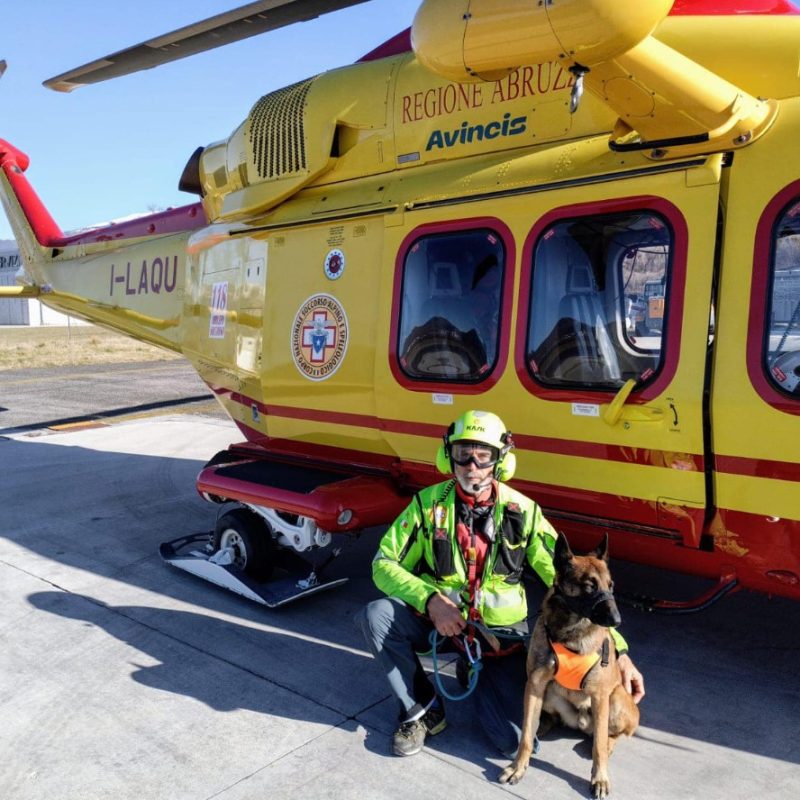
550, 638, 610, 691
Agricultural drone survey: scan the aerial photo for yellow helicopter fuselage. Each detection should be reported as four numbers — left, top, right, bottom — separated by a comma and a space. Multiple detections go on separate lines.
2, 1, 800, 601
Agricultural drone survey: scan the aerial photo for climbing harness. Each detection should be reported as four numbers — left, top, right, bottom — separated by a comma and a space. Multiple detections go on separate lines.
427, 486, 530, 701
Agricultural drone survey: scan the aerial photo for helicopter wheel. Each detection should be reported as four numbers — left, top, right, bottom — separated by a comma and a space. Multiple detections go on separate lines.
213, 509, 274, 583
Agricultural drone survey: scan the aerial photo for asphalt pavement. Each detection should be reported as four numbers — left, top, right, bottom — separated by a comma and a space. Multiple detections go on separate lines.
0, 359, 215, 434
0, 366, 798, 800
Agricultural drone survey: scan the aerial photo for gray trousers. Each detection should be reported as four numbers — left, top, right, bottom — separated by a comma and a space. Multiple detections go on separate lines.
357, 596, 528, 756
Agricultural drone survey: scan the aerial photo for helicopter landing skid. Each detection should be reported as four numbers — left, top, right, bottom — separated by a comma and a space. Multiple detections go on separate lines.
159, 533, 348, 608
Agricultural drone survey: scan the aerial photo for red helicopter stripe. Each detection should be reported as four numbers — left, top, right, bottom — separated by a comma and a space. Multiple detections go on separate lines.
220, 394, 800, 483
670, 0, 799, 14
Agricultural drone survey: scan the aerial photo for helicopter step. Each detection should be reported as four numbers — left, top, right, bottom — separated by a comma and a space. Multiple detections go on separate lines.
196, 444, 410, 534
159, 529, 348, 609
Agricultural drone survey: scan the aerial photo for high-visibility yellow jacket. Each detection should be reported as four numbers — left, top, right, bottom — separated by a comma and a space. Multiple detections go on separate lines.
372, 479, 627, 652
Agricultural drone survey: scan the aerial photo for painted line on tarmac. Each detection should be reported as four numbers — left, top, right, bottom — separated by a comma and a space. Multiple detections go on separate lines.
0, 394, 215, 437
94, 400, 222, 426
0, 361, 190, 386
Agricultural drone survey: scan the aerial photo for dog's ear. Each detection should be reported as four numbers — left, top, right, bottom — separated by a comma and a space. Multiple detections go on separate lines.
592, 532, 610, 562
554, 532, 574, 574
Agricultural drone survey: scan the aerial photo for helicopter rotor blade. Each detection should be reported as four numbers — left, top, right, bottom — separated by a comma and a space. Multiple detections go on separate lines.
44, 0, 372, 92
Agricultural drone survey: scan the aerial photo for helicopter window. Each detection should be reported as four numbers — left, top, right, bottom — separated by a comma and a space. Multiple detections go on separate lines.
526, 211, 671, 390
397, 229, 505, 382
765, 198, 800, 397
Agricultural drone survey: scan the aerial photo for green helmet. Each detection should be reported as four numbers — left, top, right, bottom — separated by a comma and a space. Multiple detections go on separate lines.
435, 409, 516, 480
449, 409, 509, 450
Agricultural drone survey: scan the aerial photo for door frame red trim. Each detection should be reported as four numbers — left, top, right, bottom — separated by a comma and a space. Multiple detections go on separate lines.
746, 179, 800, 415
388, 216, 516, 394
513, 196, 689, 404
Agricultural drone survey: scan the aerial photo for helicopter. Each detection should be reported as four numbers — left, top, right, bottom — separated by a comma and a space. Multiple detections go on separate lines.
1, 0, 799, 609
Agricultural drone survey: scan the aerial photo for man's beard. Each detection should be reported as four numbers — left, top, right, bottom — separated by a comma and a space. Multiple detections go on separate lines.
456, 471, 492, 495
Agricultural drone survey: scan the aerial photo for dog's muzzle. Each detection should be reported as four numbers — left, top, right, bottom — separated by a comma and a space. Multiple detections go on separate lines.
557, 587, 622, 628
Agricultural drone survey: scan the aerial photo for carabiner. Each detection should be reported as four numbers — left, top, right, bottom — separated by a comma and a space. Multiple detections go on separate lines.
463, 634, 482, 665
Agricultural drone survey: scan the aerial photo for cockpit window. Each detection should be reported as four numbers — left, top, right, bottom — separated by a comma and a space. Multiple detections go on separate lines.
765, 198, 800, 397
526, 211, 671, 390
397, 229, 505, 382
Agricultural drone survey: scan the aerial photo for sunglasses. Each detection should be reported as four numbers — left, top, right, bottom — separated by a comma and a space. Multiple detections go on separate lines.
450, 442, 500, 468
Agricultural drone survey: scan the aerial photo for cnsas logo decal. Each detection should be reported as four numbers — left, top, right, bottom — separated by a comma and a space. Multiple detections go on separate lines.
426, 113, 527, 151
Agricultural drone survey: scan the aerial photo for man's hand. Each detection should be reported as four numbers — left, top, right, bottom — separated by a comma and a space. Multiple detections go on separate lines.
618, 653, 645, 703
427, 593, 467, 637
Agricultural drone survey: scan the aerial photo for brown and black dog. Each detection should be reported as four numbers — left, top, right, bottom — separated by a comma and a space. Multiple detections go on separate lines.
498, 533, 639, 798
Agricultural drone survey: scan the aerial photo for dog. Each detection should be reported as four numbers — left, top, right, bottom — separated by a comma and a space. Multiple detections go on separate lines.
498, 532, 639, 798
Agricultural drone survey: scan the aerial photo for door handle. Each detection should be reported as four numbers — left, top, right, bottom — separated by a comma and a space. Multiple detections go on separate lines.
602, 379, 664, 426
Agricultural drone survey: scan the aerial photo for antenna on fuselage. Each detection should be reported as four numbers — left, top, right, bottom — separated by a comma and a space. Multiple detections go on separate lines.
568, 64, 588, 114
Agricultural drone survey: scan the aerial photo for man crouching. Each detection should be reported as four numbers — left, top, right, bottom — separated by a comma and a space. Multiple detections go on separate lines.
358, 409, 644, 757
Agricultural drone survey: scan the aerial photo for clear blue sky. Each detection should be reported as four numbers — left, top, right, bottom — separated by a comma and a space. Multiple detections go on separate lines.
0, 0, 421, 240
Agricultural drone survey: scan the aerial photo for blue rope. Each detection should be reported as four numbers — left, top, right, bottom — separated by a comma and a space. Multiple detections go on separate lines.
428, 629, 481, 701
428, 622, 530, 702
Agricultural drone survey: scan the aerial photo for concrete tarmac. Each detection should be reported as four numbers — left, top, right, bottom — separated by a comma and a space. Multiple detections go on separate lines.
0, 413, 798, 800
0, 360, 214, 434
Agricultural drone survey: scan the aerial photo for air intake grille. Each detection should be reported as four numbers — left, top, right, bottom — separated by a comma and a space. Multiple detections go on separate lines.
248, 78, 313, 180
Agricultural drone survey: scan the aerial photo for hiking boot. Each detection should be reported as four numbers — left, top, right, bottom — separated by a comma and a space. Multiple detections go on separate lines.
392, 702, 447, 756
392, 719, 427, 756
422, 700, 447, 735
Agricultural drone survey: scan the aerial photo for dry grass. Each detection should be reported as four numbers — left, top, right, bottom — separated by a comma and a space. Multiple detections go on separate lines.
0, 324, 183, 370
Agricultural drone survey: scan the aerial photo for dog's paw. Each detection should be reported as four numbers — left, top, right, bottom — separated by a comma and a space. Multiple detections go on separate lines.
577, 709, 592, 733
591, 776, 611, 798
498, 764, 527, 785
